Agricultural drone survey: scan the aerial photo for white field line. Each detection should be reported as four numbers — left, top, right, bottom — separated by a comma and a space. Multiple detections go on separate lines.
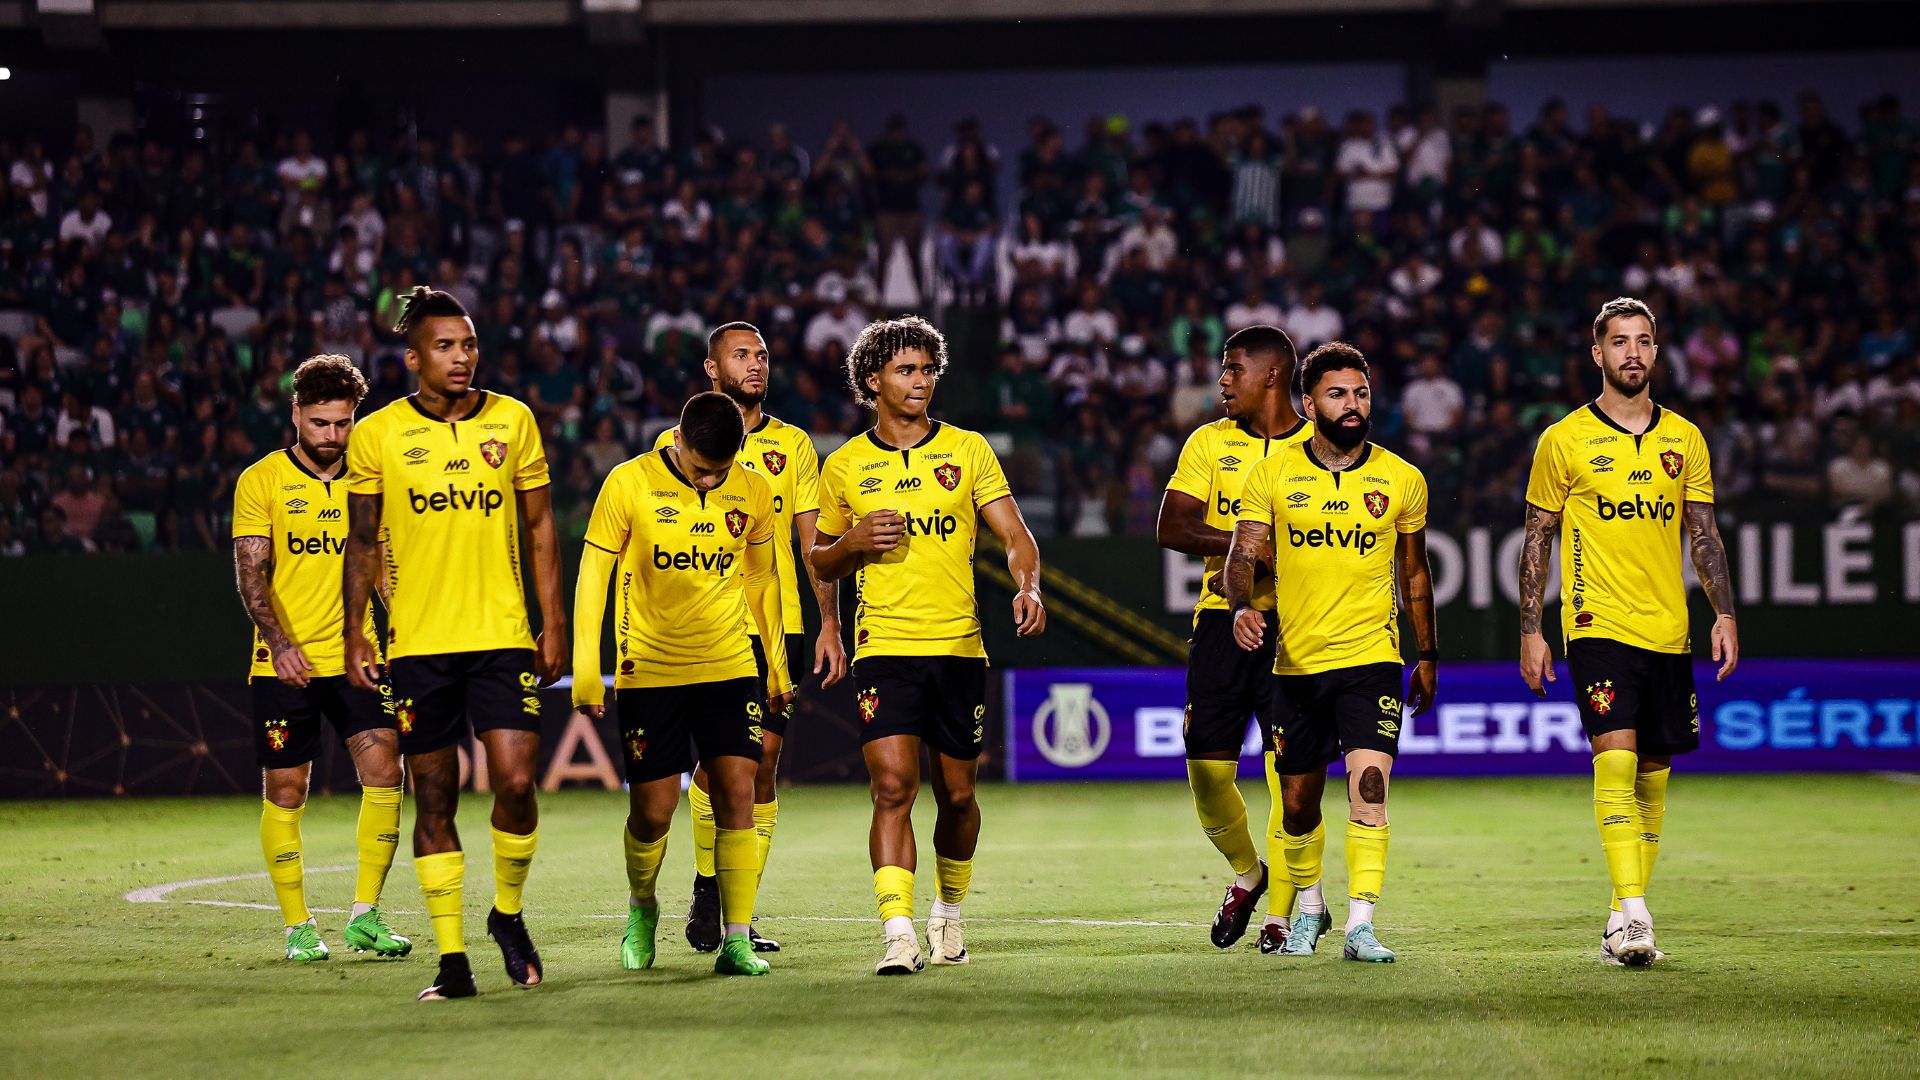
1876, 771, 1920, 786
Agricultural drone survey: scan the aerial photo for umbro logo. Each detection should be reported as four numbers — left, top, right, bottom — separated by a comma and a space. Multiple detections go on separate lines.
1287, 492, 1310, 507
860, 477, 883, 491
404, 447, 430, 461
286, 499, 308, 513
1589, 456, 1615, 473
656, 506, 679, 520
1219, 456, 1241, 467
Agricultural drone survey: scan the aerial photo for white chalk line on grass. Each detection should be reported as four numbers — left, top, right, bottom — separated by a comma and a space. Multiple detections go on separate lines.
1877, 771, 1920, 786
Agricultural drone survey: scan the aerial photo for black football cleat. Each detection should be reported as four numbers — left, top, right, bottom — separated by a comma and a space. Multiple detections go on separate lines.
417, 952, 478, 1001
486, 907, 543, 987
748, 919, 781, 953
1210, 861, 1268, 948
685, 874, 723, 953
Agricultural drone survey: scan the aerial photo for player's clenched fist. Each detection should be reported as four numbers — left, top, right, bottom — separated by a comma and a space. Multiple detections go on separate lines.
846, 509, 905, 554
1230, 605, 1266, 651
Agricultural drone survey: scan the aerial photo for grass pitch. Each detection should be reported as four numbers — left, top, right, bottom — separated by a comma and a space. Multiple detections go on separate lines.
2, 775, 1916, 1078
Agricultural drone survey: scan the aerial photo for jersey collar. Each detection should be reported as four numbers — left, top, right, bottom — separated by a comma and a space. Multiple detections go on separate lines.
1585, 400, 1662, 436
1238, 417, 1307, 441
864, 419, 942, 453
282, 446, 343, 483
658, 446, 696, 491
749, 413, 774, 435
1302, 440, 1372, 472
406, 390, 489, 424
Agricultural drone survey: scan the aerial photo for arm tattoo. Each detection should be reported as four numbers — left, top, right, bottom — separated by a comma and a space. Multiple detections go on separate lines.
1397, 531, 1438, 654
1518, 504, 1561, 637
1685, 502, 1736, 619
234, 536, 291, 652
343, 494, 384, 631
1223, 522, 1271, 610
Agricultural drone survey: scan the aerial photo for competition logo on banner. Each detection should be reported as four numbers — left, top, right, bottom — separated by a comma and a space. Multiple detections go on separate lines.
1003, 660, 1920, 781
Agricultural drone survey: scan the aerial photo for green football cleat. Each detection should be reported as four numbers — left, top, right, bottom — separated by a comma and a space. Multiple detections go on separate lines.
1279, 910, 1331, 956
343, 908, 413, 957
622, 903, 659, 971
714, 932, 770, 976
284, 921, 329, 962
1343, 923, 1396, 963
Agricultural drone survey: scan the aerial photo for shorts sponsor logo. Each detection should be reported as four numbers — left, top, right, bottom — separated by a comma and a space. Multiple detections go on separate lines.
857, 687, 879, 723
762, 449, 787, 475
519, 672, 539, 691
264, 718, 289, 752
1586, 681, 1615, 715
1364, 490, 1389, 519
480, 439, 509, 469
935, 463, 962, 491
749, 725, 764, 744
1660, 449, 1684, 479
861, 477, 883, 491
522, 695, 541, 715
1378, 695, 1402, 715
396, 700, 416, 734
725, 508, 748, 538
1033, 683, 1111, 768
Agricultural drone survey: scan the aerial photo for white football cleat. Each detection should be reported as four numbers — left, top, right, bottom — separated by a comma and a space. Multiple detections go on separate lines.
927, 916, 970, 965
875, 932, 925, 975
1617, 919, 1658, 967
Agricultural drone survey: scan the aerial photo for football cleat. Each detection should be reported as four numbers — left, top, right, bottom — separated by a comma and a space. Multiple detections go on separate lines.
685, 874, 722, 953
927, 916, 970, 966
284, 921, 329, 962
1617, 919, 1657, 967
416, 952, 477, 1001
1257, 921, 1291, 955
343, 908, 412, 958
748, 919, 781, 953
714, 932, 771, 976
486, 907, 543, 987
1342, 923, 1396, 963
875, 933, 925, 975
622, 903, 659, 971
1279, 910, 1331, 956
1209, 861, 1269, 948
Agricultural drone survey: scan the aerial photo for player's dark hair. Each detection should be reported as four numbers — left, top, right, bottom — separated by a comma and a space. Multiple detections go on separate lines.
680, 390, 746, 461
1222, 324, 1298, 373
845, 315, 948, 407
1298, 341, 1370, 395
707, 321, 764, 359
392, 286, 470, 352
291, 354, 369, 408
1592, 296, 1657, 344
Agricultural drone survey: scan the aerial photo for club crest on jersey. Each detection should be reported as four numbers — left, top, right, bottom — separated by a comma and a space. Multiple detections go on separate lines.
1586, 681, 1615, 715
762, 449, 787, 475
479, 438, 509, 469
1363, 489, 1389, 519
934, 462, 961, 491
725, 508, 748, 538
857, 687, 879, 723
1660, 449, 1683, 479
264, 718, 289, 751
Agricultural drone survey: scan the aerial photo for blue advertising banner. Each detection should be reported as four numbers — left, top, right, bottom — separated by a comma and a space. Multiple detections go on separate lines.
1003, 660, 1920, 781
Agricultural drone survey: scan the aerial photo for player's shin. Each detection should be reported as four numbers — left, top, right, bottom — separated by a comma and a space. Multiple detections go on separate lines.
715, 827, 760, 936
353, 785, 403, 912
1344, 821, 1390, 932
1263, 751, 1295, 921
754, 798, 778, 881
689, 781, 718, 878
415, 851, 467, 956
1593, 749, 1647, 921
260, 799, 310, 927
490, 826, 537, 917
875, 865, 915, 938
1188, 759, 1261, 883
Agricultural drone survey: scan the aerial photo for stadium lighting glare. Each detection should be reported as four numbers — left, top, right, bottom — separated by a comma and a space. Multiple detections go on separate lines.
0, 67, 12, 80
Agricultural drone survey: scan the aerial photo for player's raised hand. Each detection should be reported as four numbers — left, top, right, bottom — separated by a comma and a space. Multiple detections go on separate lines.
1230, 606, 1265, 651
815, 627, 848, 687
847, 509, 905, 554
1013, 588, 1046, 636
272, 642, 313, 688
1407, 659, 1438, 715
344, 628, 383, 690
1711, 614, 1739, 681
1519, 631, 1555, 698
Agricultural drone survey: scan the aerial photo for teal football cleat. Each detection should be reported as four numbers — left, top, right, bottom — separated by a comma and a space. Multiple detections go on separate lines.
1278, 910, 1331, 956
1342, 923, 1396, 963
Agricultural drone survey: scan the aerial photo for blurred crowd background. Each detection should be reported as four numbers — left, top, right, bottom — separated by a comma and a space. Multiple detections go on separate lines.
2, 88, 1916, 555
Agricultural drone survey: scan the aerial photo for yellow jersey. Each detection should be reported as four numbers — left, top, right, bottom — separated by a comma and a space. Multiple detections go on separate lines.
345, 391, 550, 659
583, 448, 779, 689
817, 421, 1011, 660
231, 449, 378, 678
1164, 416, 1311, 622
1524, 402, 1714, 654
1239, 440, 1429, 676
653, 413, 820, 635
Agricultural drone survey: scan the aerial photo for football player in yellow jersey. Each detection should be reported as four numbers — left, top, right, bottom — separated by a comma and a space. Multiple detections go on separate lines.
342, 288, 569, 1001
809, 316, 1046, 975
1226, 342, 1437, 964
232, 355, 410, 964
651, 321, 845, 955
572, 392, 794, 977
1518, 297, 1738, 968
1156, 324, 1311, 953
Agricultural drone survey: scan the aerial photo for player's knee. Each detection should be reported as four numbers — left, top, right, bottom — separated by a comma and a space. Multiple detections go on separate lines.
491, 770, 537, 809
264, 789, 305, 811
1281, 806, 1321, 835
871, 774, 917, 814
936, 780, 977, 816
356, 761, 403, 789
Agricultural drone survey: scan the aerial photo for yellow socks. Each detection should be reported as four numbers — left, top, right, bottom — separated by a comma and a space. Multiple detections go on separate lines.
1262, 752, 1293, 919
624, 825, 668, 905
259, 800, 309, 926
715, 827, 759, 931
490, 827, 537, 916
353, 785, 403, 908
1188, 759, 1260, 877
875, 864, 915, 933
934, 855, 972, 916
1614, 764, 1671, 911
1344, 821, 1390, 930
1594, 749, 1645, 910
753, 799, 778, 879
1282, 817, 1326, 908
689, 783, 717, 878
415, 850, 466, 955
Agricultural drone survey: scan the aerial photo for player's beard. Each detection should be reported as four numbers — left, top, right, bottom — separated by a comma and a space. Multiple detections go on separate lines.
1602, 364, 1650, 399
1317, 411, 1370, 450
721, 381, 766, 409
301, 439, 345, 468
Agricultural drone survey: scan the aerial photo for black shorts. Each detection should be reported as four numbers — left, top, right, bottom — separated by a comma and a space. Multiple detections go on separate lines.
851, 655, 988, 761
1566, 637, 1700, 756
615, 677, 765, 784
1271, 662, 1405, 775
1184, 609, 1278, 756
752, 633, 807, 738
388, 648, 543, 755
251, 674, 396, 769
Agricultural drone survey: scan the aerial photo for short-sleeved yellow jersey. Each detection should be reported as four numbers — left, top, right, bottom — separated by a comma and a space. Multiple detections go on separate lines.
232, 449, 378, 678
1164, 417, 1311, 621
583, 447, 778, 688
1239, 440, 1429, 676
816, 421, 1011, 660
654, 413, 820, 635
1524, 402, 1714, 654
345, 391, 550, 660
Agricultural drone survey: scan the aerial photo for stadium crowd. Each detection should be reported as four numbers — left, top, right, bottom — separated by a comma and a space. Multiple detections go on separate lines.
2, 90, 1917, 554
